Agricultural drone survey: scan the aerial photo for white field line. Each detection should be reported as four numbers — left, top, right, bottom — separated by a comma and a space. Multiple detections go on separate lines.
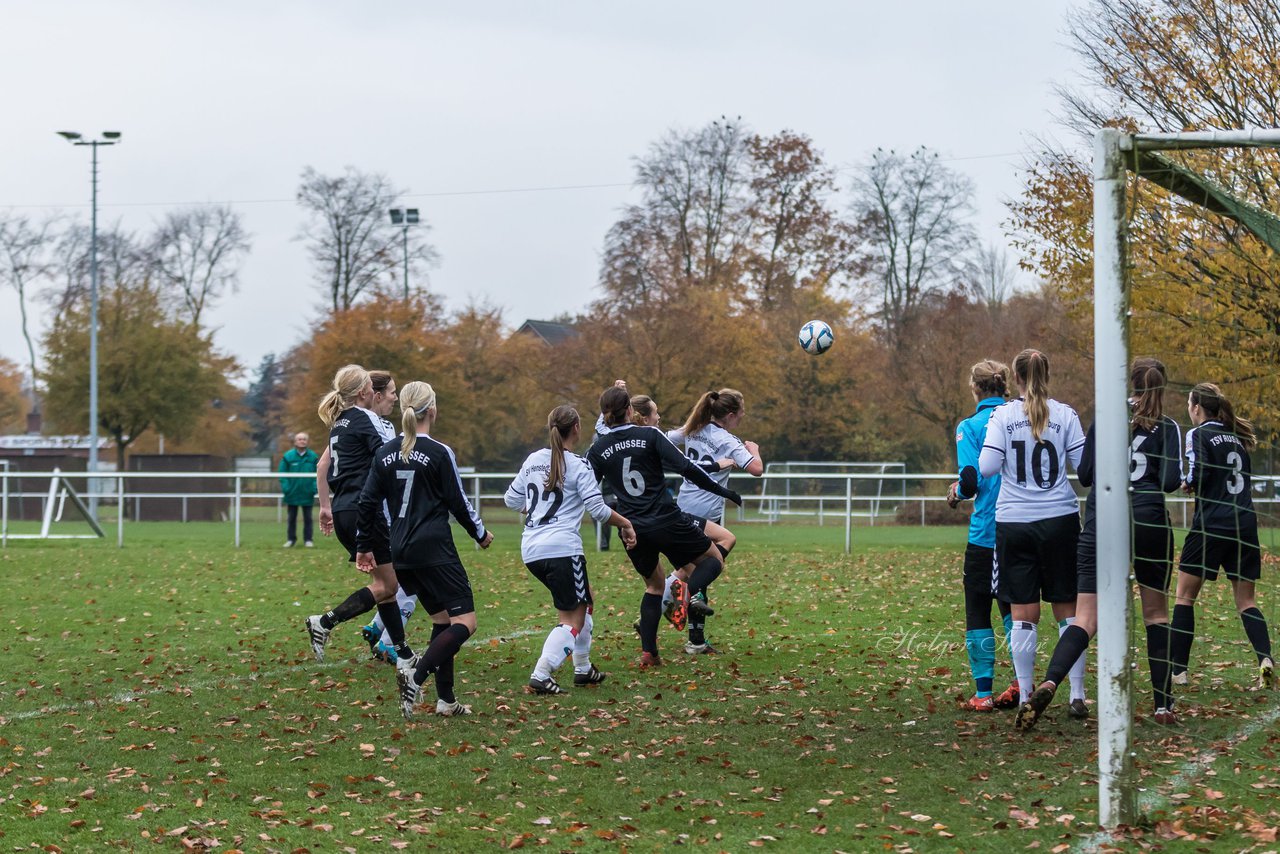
0, 626, 544, 724
1073, 702, 1280, 852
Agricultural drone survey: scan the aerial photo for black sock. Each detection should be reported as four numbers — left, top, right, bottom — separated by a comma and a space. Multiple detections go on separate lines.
1044, 625, 1091, 687
1146, 621, 1172, 710
322, 587, 376, 629
1170, 603, 1195, 675
377, 601, 407, 652
688, 556, 723, 599
964, 588, 995, 631
716, 543, 730, 559
639, 593, 662, 654
412, 623, 470, 687
430, 622, 455, 702
1240, 607, 1273, 663
688, 619, 705, 646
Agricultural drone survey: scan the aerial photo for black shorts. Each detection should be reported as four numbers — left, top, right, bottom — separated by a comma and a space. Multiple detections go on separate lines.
395, 563, 475, 616
626, 513, 713, 577
1075, 510, 1173, 596
963, 543, 999, 596
996, 513, 1080, 605
332, 509, 392, 565
526, 555, 593, 611
1179, 528, 1262, 582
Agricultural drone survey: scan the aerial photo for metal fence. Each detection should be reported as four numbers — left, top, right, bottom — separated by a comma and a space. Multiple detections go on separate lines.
3, 467, 1278, 552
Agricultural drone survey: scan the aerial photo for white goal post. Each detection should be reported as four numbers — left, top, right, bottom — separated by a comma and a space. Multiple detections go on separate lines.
1093, 127, 1280, 828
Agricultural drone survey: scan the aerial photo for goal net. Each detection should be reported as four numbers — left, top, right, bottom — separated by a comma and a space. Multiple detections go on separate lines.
1094, 128, 1280, 829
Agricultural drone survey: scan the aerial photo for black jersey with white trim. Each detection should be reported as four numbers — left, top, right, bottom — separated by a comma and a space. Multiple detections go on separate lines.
1185, 421, 1256, 534
354, 434, 487, 567
1079, 415, 1182, 524
326, 407, 392, 513
587, 424, 735, 530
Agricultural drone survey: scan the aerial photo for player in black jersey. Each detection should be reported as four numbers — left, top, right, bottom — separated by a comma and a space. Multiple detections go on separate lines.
1017, 358, 1183, 728
304, 366, 408, 665
356, 381, 493, 720
1170, 383, 1274, 691
587, 386, 742, 668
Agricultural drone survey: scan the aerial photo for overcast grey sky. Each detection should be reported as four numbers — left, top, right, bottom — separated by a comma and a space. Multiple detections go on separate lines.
1, 1, 1083, 379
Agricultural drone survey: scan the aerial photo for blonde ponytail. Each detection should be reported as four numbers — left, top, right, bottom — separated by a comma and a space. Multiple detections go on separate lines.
318, 364, 370, 428
397, 381, 437, 463
1013, 349, 1051, 441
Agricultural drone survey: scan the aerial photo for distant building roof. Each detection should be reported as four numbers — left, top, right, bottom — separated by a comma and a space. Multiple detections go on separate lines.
515, 319, 578, 346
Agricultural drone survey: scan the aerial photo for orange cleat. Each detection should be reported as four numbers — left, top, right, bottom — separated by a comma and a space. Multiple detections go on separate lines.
667, 578, 689, 631
992, 681, 1021, 710
638, 651, 662, 669
962, 694, 995, 712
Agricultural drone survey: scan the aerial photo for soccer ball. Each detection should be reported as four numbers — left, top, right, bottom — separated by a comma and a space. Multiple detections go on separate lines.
797, 320, 834, 355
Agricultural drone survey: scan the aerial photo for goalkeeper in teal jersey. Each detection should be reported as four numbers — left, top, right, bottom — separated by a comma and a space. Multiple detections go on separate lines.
947, 360, 1018, 712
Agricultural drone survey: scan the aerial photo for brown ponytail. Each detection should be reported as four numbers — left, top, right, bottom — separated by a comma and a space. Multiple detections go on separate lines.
681, 388, 745, 436
1190, 383, 1256, 450
1129, 357, 1167, 431
546, 405, 580, 489
1012, 349, 1051, 441
600, 386, 631, 427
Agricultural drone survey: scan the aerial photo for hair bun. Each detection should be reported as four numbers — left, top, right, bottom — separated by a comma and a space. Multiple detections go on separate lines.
709, 391, 720, 400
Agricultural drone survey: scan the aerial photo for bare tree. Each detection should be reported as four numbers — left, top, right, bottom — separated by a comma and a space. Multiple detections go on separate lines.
850, 147, 976, 346
0, 213, 58, 409
633, 117, 751, 284
148, 205, 250, 325
49, 223, 150, 315
969, 242, 1020, 311
296, 166, 438, 311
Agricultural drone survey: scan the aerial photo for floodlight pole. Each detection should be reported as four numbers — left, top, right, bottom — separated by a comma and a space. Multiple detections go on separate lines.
1093, 127, 1136, 828
59, 131, 121, 520
388, 208, 419, 301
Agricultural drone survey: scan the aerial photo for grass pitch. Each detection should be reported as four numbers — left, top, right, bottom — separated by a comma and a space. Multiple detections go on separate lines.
1, 518, 1278, 851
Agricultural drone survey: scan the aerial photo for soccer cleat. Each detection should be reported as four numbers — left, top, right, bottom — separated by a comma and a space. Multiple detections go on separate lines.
667, 578, 689, 631
396, 658, 421, 721
304, 615, 331, 662
638, 651, 662, 669
1260, 657, 1276, 690
962, 694, 995, 712
304, 541, 314, 548
283, 541, 295, 548
1014, 684, 1056, 731
436, 699, 472, 716
360, 623, 381, 652
1153, 706, 1178, 725
574, 665, 607, 686
528, 675, 566, 695
992, 681, 1021, 710
1067, 698, 1089, 719
1171, 670, 1188, 686
684, 641, 719, 655
689, 593, 715, 619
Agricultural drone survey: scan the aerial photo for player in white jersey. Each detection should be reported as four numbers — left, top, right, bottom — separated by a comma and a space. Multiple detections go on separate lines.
505, 406, 637, 695
669, 389, 763, 653
977, 349, 1087, 717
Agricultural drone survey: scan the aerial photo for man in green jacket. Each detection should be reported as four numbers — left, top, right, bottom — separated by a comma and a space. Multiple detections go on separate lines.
279, 432, 320, 548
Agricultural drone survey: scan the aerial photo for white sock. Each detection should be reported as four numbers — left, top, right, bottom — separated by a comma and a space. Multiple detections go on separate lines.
1011, 621, 1038, 704
661, 573, 677, 610
1060, 618, 1087, 701
532, 624, 576, 681
378, 589, 418, 645
574, 613, 594, 673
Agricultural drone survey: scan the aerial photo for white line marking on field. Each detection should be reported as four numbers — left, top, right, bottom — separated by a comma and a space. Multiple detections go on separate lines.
0, 626, 545, 725
1072, 703, 1280, 852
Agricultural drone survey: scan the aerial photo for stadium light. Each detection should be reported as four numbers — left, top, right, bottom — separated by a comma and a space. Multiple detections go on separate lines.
57, 129, 122, 519
388, 207, 419, 301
